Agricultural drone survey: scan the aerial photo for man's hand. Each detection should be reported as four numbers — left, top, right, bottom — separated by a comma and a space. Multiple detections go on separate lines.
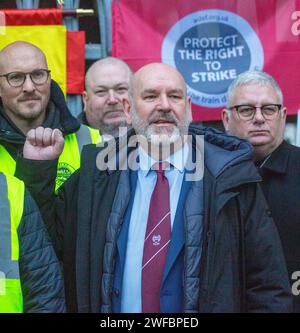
23, 127, 65, 160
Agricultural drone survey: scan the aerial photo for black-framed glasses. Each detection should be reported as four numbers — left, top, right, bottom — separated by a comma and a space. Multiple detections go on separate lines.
228, 104, 282, 120
0, 69, 51, 87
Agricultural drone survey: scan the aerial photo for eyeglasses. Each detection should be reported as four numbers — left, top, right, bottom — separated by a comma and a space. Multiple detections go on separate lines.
0, 69, 51, 87
228, 104, 282, 120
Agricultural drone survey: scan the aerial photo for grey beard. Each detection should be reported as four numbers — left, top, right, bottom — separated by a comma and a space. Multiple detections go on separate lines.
131, 109, 190, 145
100, 120, 129, 138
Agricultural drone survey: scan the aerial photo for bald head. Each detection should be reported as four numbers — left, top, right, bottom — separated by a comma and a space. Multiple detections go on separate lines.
130, 63, 187, 99
133, 62, 186, 82
85, 57, 132, 91
0, 41, 51, 134
0, 41, 48, 73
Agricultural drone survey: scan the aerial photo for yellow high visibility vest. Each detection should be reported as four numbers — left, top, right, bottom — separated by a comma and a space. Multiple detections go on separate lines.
0, 125, 101, 192
0, 173, 24, 313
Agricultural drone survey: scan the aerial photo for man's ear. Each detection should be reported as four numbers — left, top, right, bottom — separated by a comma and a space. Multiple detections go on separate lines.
82, 91, 88, 113
122, 97, 132, 125
281, 106, 287, 120
185, 96, 193, 122
221, 109, 230, 131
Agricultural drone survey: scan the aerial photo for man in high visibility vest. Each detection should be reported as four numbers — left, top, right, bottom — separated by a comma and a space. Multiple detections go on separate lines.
0, 172, 65, 313
0, 41, 101, 190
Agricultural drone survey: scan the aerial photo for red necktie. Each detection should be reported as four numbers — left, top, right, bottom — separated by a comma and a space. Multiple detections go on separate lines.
142, 164, 171, 313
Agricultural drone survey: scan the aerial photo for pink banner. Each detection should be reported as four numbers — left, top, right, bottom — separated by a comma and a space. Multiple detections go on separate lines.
112, 0, 300, 121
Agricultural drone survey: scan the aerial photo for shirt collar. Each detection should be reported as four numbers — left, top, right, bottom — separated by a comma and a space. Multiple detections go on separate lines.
138, 142, 189, 175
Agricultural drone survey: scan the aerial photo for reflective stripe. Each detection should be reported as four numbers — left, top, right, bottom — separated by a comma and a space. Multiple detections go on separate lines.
75, 125, 92, 153
0, 174, 19, 279
76, 125, 101, 151
6, 175, 24, 261
0, 173, 24, 313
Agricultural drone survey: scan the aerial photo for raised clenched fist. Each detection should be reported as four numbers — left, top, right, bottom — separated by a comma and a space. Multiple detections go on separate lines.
23, 127, 65, 160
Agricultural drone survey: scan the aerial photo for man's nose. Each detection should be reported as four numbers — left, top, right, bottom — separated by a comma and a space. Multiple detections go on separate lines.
22, 74, 35, 92
107, 89, 118, 104
253, 107, 265, 123
158, 94, 171, 111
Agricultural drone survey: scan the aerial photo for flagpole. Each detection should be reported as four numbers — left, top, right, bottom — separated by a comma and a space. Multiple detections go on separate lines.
62, 9, 94, 17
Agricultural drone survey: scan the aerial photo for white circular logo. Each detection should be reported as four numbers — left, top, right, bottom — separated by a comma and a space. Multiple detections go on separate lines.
162, 9, 264, 108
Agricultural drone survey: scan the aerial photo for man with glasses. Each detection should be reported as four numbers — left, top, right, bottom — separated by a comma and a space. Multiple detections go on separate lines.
222, 70, 300, 312
0, 41, 100, 190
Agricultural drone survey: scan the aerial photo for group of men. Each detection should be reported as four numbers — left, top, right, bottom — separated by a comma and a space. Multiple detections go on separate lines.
0, 39, 299, 313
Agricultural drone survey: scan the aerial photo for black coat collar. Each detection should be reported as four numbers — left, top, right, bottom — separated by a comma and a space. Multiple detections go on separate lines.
260, 141, 289, 175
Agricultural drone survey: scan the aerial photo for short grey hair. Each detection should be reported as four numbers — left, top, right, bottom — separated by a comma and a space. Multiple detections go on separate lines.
227, 70, 283, 107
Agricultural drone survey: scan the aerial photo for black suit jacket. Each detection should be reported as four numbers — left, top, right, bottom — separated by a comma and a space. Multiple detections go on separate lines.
260, 140, 300, 312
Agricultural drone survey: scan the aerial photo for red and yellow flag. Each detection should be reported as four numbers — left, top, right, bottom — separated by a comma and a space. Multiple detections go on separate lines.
0, 8, 85, 95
